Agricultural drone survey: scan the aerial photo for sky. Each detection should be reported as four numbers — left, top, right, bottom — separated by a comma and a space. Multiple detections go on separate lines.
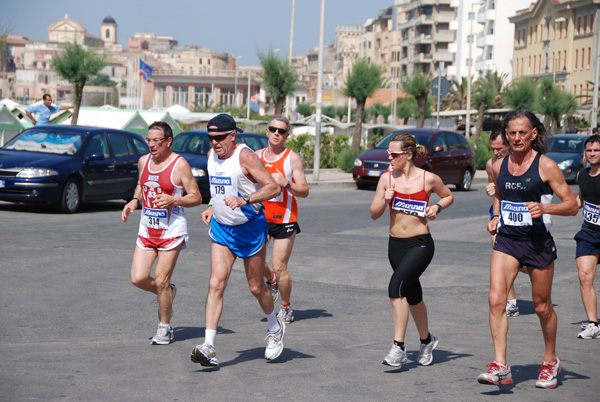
1, 0, 393, 66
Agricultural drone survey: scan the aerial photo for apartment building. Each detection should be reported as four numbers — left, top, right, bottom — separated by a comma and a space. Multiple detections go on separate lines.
394, 0, 456, 78
510, 0, 599, 105
475, 0, 525, 81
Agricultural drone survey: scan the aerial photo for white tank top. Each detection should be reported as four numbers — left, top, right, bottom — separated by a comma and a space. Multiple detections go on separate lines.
208, 144, 264, 226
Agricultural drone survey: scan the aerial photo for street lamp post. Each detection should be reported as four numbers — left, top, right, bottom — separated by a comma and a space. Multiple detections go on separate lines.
553, 17, 566, 83
465, 1, 482, 138
234, 55, 242, 108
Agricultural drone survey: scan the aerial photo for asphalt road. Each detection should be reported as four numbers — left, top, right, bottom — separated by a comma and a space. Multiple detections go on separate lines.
1, 181, 599, 401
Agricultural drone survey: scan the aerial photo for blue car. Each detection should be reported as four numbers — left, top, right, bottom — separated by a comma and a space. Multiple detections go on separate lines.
546, 134, 588, 183
0, 125, 149, 213
171, 130, 268, 202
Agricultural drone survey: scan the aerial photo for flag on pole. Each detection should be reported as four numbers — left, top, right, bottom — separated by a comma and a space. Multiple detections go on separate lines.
140, 59, 153, 82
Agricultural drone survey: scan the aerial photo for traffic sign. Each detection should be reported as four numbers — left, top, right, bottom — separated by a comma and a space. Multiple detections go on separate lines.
431, 77, 450, 97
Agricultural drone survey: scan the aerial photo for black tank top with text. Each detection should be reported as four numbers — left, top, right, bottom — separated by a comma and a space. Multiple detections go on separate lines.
497, 153, 553, 238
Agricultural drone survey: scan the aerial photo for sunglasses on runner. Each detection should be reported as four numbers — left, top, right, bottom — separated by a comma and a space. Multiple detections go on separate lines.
267, 126, 288, 135
207, 132, 233, 142
387, 150, 409, 158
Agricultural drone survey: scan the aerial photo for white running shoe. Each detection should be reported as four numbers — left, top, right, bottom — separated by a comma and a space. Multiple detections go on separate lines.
417, 334, 439, 366
382, 344, 408, 367
277, 305, 294, 324
265, 319, 286, 361
535, 358, 561, 389
190, 343, 218, 367
151, 324, 174, 345
578, 322, 600, 339
478, 362, 513, 385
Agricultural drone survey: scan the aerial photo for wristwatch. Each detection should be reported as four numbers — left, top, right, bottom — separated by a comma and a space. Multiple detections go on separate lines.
285, 181, 291, 189
242, 194, 250, 205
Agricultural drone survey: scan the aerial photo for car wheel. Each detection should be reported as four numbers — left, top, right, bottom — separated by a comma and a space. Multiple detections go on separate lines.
356, 181, 371, 190
56, 178, 81, 213
457, 169, 472, 191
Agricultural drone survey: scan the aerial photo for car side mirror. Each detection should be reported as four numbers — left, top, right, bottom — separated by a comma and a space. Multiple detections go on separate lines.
86, 153, 105, 161
434, 146, 444, 152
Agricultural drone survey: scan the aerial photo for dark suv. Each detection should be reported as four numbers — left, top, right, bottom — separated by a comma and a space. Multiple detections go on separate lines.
171, 130, 268, 201
352, 128, 476, 190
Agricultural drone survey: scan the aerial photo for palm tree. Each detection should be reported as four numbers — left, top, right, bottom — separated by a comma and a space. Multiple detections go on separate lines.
471, 72, 506, 143
537, 77, 578, 134
343, 58, 384, 152
401, 70, 431, 128
258, 49, 298, 115
51, 42, 106, 125
503, 78, 538, 111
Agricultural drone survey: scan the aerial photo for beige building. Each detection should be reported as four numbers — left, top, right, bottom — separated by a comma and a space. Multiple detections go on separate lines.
48, 14, 104, 47
510, 0, 599, 106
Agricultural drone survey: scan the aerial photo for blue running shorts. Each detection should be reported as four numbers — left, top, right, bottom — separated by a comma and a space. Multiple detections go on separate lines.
209, 215, 268, 258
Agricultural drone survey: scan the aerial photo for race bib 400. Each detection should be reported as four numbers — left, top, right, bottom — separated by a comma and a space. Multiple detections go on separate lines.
501, 200, 532, 226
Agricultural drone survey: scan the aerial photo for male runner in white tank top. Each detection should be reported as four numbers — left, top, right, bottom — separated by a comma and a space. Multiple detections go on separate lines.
190, 114, 284, 367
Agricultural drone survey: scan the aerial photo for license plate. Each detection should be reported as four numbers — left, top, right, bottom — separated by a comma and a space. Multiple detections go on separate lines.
367, 170, 382, 177
0, 180, 4, 188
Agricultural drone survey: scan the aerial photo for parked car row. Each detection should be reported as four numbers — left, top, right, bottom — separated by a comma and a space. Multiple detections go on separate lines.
0, 126, 268, 212
352, 128, 477, 191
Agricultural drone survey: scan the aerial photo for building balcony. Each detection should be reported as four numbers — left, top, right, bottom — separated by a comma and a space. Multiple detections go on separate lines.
413, 34, 433, 45
434, 31, 455, 43
447, 65, 457, 76
477, 8, 495, 24
448, 43, 458, 53
414, 52, 434, 63
449, 20, 458, 31
476, 34, 494, 48
433, 51, 453, 63
434, 11, 455, 23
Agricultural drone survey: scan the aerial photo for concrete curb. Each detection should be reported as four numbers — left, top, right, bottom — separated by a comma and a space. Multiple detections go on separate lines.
304, 169, 488, 189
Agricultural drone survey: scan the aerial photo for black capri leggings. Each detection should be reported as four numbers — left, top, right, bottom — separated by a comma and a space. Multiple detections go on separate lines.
387, 234, 435, 304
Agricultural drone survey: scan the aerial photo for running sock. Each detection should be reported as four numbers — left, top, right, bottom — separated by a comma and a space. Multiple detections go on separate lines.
394, 340, 405, 349
159, 322, 172, 330
507, 299, 517, 306
420, 333, 431, 345
281, 302, 290, 308
266, 310, 280, 332
205, 329, 217, 346
267, 272, 276, 284
589, 321, 599, 326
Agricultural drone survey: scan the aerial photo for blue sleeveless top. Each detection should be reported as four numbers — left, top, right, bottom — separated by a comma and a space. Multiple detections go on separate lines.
497, 153, 553, 238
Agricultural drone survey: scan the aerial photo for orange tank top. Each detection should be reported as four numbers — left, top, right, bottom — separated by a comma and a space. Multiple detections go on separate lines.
259, 148, 298, 224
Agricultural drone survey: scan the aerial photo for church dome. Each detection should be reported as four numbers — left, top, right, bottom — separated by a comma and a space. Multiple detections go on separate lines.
102, 16, 117, 25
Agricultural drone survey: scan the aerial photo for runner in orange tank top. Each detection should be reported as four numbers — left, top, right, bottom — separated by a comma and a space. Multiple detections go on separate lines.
257, 115, 309, 324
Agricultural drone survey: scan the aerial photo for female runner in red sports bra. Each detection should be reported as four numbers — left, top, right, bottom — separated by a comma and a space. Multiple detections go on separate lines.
370, 132, 453, 368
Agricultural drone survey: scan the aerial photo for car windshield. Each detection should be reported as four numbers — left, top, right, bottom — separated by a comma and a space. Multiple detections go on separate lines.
374, 132, 433, 150
171, 133, 211, 155
3, 130, 83, 155
548, 137, 584, 153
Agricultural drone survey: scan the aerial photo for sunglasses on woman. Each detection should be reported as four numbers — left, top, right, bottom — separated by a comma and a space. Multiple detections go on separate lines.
387, 150, 409, 158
